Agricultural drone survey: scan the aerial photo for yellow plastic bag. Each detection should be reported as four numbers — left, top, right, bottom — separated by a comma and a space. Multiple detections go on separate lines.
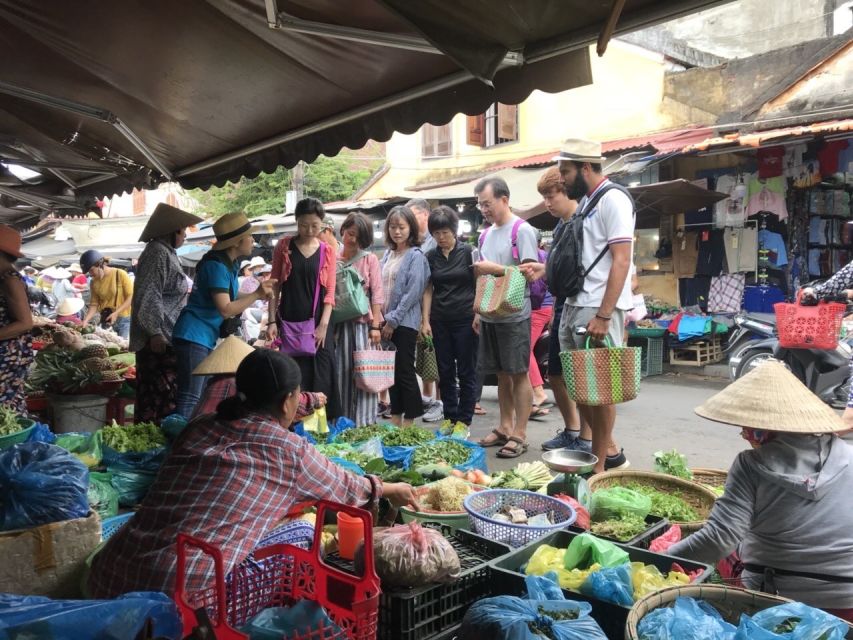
524, 545, 601, 591
302, 406, 328, 434
631, 562, 690, 599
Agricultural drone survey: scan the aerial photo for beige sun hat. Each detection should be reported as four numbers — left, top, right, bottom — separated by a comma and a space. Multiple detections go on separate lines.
212, 212, 254, 250
695, 360, 846, 434
552, 138, 606, 164
138, 203, 204, 242
56, 297, 85, 316
249, 256, 266, 269
192, 336, 255, 376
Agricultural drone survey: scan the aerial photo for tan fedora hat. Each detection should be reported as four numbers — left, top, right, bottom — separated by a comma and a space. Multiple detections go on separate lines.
192, 336, 255, 376
212, 212, 254, 250
552, 138, 606, 164
695, 360, 846, 434
138, 203, 204, 242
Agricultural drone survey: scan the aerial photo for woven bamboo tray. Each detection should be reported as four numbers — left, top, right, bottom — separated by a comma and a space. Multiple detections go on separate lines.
625, 584, 794, 640
587, 470, 717, 533
691, 467, 728, 489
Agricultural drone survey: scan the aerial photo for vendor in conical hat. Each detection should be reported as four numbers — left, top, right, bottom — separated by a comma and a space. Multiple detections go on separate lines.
191, 336, 326, 422
667, 360, 853, 621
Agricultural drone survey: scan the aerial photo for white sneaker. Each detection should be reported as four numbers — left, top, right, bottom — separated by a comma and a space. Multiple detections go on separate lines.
422, 400, 444, 423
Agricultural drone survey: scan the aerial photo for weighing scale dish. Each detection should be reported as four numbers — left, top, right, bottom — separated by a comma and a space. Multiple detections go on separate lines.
541, 450, 598, 475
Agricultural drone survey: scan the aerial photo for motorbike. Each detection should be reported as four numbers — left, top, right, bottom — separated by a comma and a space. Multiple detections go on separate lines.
726, 311, 777, 380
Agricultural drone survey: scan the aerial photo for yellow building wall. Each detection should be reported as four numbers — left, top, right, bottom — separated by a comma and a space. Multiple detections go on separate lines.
362, 41, 674, 199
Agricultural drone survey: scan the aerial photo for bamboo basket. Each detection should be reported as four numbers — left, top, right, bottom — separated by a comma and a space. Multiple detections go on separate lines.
625, 584, 794, 640
691, 467, 728, 489
587, 470, 717, 534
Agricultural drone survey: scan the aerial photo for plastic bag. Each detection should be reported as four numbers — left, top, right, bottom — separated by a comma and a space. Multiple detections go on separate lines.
383, 444, 415, 469
555, 494, 590, 530
525, 545, 601, 591
87, 471, 119, 520
355, 522, 461, 588
109, 467, 158, 507
638, 596, 737, 640
240, 602, 342, 639
631, 562, 690, 600
590, 487, 652, 522
327, 457, 365, 476
564, 533, 630, 570
355, 437, 384, 460
160, 413, 188, 440
101, 444, 165, 472
649, 524, 682, 553
55, 431, 102, 468
302, 406, 329, 435
0, 442, 89, 531
26, 421, 56, 444
580, 562, 634, 607
0, 591, 182, 639
444, 436, 488, 473
736, 602, 850, 640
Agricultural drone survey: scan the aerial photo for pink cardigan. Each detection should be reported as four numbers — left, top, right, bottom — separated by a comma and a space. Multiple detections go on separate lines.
271, 237, 336, 305
341, 251, 385, 323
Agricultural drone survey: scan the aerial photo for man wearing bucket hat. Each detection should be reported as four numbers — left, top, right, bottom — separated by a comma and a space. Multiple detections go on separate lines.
171, 212, 276, 418
0, 224, 34, 414
666, 361, 853, 621
130, 202, 204, 422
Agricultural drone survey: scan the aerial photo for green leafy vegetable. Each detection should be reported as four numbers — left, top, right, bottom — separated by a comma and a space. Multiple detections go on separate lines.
625, 483, 698, 522
381, 425, 434, 447
590, 515, 648, 541
101, 421, 166, 453
527, 606, 579, 637
336, 424, 390, 444
410, 440, 470, 468
653, 449, 693, 480
0, 405, 23, 436
361, 458, 425, 485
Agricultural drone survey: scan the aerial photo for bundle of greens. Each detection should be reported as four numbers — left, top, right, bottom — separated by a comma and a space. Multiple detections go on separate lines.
101, 421, 166, 453
589, 515, 648, 541
381, 425, 434, 447
362, 458, 425, 485
527, 606, 579, 638
336, 424, 389, 444
625, 482, 698, 522
489, 462, 553, 490
653, 449, 693, 480
410, 440, 470, 468
0, 405, 22, 436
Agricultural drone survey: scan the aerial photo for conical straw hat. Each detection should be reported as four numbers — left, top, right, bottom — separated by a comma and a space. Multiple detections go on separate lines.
695, 360, 846, 433
192, 336, 255, 376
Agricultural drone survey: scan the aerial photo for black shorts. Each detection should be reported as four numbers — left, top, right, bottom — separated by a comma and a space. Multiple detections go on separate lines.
478, 319, 531, 375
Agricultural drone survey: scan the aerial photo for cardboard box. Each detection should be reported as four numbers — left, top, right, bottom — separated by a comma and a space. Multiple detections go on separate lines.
0, 512, 101, 598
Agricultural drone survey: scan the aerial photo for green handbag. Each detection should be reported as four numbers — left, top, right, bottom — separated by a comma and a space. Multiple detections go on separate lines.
331, 251, 371, 324
559, 337, 641, 406
416, 335, 439, 382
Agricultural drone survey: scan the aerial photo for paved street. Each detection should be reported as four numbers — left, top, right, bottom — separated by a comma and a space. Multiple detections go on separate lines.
469, 373, 748, 474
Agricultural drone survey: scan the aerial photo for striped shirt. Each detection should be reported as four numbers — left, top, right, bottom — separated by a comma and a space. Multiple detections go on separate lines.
88, 410, 373, 598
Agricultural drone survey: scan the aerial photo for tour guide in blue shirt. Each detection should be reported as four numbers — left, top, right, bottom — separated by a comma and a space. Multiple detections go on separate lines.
172, 212, 275, 418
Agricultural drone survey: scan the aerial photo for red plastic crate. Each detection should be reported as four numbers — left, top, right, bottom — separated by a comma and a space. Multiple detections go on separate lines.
174, 501, 380, 640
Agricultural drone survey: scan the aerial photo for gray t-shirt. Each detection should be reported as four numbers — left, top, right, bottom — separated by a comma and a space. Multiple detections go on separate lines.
420, 234, 437, 254
479, 215, 539, 323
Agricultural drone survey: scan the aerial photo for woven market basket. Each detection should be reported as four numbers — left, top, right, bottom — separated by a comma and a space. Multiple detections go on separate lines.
587, 470, 717, 534
691, 467, 728, 489
625, 584, 794, 640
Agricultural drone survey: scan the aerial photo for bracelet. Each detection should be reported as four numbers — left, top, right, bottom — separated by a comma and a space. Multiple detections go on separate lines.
596, 314, 611, 321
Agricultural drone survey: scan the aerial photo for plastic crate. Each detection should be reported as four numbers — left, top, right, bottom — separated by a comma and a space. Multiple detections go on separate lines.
569, 514, 668, 549
628, 337, 664, 377
489, 529, 712, 640
463, 490, 577, 548
174, 501, 380, 640
101, 512, 134, 540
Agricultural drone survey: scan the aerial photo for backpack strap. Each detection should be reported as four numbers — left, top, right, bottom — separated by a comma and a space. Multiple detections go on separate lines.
342, 250, 368, 267
510, 218, 524, 263
578, 182, 636, 277
477, 226, 489, 258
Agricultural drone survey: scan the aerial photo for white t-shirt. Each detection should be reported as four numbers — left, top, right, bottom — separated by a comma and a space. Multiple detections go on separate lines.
479, 214, 539, 323
568, 180, 635, 311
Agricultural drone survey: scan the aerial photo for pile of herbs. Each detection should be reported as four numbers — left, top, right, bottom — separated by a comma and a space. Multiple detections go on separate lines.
362, 458, 425, 486
381, 425, 434, 447
410, 440, 470, 468
653, 449, 693, 480
0, 405, 23, 436
527, 606, 579, 638
590, 515, 647, 541
625, 482, 698, 522
336, 424, 389, 444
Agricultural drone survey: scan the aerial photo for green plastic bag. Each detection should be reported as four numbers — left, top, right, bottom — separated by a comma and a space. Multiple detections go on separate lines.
55, 432, 103, 469
564, 533, 630, 571
110, 468, 158, 507
87, 471, 119, 520
590, 487, 651, 522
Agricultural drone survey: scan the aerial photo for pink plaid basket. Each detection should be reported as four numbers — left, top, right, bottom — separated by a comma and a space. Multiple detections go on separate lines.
353, 346, 395, 393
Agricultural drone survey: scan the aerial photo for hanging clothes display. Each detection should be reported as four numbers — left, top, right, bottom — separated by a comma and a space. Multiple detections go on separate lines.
713, 174, 749, 228
695, 229, 726, 276
708, 273, 746, 313
723, 227, 758, 273
757, 229, 788, 267
745, 176, 789, 220
672, 231, 699, 278
757, 146, 784, 178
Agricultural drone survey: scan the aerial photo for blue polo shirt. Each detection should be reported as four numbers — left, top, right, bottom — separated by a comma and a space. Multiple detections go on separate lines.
172, 251, 238, 349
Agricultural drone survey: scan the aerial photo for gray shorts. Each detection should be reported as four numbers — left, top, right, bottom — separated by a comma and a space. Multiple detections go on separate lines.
558, 305, 626, 351
479, 319, 531, 375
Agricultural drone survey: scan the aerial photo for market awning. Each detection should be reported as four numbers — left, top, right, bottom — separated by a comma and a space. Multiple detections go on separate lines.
681, 119, 853, 154
0, 0, 729, 215
630, 179, 728, 216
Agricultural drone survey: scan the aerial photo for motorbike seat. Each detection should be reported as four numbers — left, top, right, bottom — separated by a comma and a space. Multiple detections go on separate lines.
743, 312, 776, 326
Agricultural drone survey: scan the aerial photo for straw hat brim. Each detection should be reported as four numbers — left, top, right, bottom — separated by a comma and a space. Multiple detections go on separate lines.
192, 336, 255, 375
56, 297, 85, 316
695, 360, 846, 434
138, 203, 204, 242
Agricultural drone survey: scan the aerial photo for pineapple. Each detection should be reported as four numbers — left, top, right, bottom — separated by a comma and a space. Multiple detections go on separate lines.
77, 344, 109, 361
98, 370, 123, 383
79, 357, 111, 373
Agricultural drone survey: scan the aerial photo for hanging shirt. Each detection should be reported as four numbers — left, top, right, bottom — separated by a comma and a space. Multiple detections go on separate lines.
783, 144, 807, 178
745, 176, 788, 220
757, 146, 784, 178
723, 228, 758, 273
758, 230, 788, 268
713, 174, 747, 228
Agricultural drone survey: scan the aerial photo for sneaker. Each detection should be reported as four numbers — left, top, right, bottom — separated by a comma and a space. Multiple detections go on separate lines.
422, 400, 444, 423
604, 449, 631, 470
541, 429, 581, 451
565, 437, 592, 454
378, 402, 391, 419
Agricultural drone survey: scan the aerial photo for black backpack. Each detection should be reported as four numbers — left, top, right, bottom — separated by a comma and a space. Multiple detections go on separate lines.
545, 183, 634, 300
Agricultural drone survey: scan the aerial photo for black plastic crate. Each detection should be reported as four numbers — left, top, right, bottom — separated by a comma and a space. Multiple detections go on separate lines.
569, 514, 669, 549
489, 529, 711, 640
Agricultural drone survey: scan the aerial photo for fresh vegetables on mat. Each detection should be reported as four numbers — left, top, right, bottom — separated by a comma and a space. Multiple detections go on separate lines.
625, 483, 698, 522
335, 424, 389, 443
653, 449, 693, 480
0, 406, 23, 436
410, 439, 470, 468
361, 458, 425, 486
380, 425, 434, 447
590, 515, 648, 542
421, 477, 474, 512
101, 420, 166, 453
489, 462, 553, 490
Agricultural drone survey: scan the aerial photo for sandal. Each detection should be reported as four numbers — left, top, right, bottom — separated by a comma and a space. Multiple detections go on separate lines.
474, 404, 487, 416
478, 429, 508, 448
496, 436, 529, 458
529, 405, 551, 420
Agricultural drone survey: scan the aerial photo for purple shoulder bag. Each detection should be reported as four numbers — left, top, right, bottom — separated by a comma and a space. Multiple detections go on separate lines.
279, 242, 324, 357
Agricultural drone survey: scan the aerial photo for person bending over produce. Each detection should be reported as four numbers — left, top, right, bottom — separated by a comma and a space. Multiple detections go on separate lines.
88, 348, 419, 598
667, 361, 853, 622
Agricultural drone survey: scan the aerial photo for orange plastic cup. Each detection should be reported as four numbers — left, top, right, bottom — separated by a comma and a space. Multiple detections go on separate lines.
337, 512, 365, 560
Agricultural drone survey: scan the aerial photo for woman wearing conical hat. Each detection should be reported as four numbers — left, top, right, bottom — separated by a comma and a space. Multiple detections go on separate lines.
668, 361, 853, 622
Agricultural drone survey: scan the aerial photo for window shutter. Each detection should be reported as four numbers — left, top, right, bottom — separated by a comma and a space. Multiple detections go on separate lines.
132, 188, 145, 215
497, 104, 518, 141
422, 125, 435, 157
436, 123, 452, 156
466, 114, 485, 146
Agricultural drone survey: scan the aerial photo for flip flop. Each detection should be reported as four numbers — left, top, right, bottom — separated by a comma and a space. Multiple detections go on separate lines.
478, 429, 508, 448
496, 436, 529, 459
474, 404, 487, 415
529, 405, 551, 420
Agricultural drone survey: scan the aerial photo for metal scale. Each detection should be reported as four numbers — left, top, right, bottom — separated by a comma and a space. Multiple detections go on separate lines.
541, 450, 598, 508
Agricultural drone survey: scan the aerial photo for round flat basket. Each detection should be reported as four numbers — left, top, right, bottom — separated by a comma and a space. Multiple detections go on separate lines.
587, 470, 717, 531
463, 489, 576, 548
692, 467, 728, 488
625, 584, 796, 640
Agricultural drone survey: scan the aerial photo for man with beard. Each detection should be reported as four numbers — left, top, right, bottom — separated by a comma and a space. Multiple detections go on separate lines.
521, 139, 632, 474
